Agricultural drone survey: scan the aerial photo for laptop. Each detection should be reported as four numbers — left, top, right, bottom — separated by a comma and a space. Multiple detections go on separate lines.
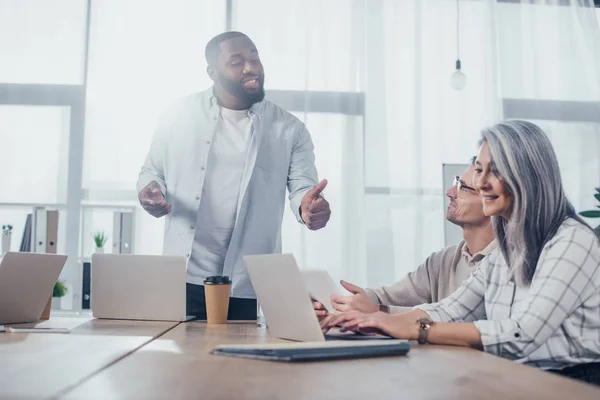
243, 254, 401, 342
92, 254, 193, 322
0, 252, 67, 324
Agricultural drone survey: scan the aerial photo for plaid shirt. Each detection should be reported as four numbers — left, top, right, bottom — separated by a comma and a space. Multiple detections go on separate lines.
417, 218, 600, 370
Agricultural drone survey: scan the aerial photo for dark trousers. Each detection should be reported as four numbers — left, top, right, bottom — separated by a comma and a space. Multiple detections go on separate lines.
186, 283, 257, 321
548, 362, 600, 386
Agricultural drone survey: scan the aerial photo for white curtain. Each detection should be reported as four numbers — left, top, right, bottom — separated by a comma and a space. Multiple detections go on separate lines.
81, 0, 600, 290
84, 0, 226, 257
2, 0, 599, 305
363, 0, 504, 287
360, 0, 600, 288
232, 0, 368, 285
495, 0, 600, 212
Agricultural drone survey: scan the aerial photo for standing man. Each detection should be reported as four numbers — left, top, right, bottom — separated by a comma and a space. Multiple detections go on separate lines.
315, 160, 495, 317
137, 31, 331, 320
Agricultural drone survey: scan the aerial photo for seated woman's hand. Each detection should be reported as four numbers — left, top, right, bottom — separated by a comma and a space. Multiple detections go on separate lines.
324, 310, 417, 339
312, 301, 329, 322
319, 313, 338, 334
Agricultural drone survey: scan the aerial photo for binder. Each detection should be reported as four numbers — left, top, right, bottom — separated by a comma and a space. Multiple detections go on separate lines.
46, 210, 58, 254
82, 261, 91, 309
19, 214, 32, 252
112, 211, 134, 254
33, 207, 47, 254
32, 208, 58, 254
33, 208, 59, 320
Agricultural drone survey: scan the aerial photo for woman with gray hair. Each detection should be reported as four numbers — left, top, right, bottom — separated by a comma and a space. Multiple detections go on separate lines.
322, 120, 600, 384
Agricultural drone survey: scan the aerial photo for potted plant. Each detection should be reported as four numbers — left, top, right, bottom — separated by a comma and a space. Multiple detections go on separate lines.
1, 224, 13, 255
579, 187, 600, 233
52, 280, 67, 310
93, 231, 108, 253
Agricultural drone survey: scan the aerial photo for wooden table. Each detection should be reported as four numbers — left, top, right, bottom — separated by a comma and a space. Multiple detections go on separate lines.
0, 317, 178, 400
60, 321, 600, 400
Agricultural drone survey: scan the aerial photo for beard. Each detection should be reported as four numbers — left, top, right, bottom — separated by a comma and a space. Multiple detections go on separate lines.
445, 206, 464, 227
217, 71, 265, 106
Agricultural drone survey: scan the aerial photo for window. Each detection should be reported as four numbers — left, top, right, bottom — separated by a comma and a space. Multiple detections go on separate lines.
84, 0, 226, 190
0, 0, 86, 84
0, 105, 71, 203
233, 0, 364, 92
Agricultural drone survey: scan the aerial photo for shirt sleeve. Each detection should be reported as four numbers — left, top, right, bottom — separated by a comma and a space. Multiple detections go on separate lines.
387, 305, 414, 314
136, 112, 170, 196
287, 123, 319, 223
473, 227, 600, 360
364, 253, 440, 307
415, 256, 489, 323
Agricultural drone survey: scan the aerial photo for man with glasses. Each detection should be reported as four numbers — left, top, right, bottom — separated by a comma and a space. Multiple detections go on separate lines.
313, 158, 496, 317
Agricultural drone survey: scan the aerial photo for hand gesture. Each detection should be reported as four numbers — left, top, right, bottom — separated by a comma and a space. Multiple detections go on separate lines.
138, 181, 172, 218
300, 179, 331, 230
330, 280, 379, 314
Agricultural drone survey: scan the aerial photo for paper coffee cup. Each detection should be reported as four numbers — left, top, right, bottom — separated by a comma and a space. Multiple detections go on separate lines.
204, 276, 232, 324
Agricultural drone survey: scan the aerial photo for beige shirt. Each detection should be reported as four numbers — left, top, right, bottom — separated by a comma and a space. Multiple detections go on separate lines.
364, 240, 497, 314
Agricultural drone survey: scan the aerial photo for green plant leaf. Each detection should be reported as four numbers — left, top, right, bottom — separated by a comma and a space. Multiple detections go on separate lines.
53, 281, 67, 297
580, 210, 600, 218
93, 231, 108, 247
595, 193, 600, 203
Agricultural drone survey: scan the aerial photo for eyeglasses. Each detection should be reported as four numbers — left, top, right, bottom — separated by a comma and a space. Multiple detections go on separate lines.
452, 175, 477, 198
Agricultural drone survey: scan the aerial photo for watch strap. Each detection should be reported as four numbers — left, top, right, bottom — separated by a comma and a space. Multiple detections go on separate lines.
417, 318, 433, 344
379, 304, 390, 313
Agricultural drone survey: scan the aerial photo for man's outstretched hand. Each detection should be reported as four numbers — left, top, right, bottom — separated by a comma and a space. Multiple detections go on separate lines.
138, 181, 172, 218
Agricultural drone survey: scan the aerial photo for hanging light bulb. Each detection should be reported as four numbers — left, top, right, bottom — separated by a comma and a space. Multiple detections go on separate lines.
450, 0, 466, 91
451, 59, 467, 90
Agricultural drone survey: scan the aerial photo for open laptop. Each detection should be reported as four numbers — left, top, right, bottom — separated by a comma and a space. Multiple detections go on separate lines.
244, 254, 399, 342
0, 252, 67, 324
92, 254, 193, 322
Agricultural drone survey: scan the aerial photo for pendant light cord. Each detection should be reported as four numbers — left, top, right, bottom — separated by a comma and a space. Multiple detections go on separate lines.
456, 0, 460, 61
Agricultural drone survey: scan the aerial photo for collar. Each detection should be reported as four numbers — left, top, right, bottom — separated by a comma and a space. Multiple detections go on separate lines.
460, 240, 497, 263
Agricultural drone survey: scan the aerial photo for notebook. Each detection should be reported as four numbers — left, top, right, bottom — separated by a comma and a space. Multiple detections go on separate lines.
212, 340, 410, 362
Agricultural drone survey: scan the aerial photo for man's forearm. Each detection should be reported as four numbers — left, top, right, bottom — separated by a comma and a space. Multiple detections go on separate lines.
364, 278, 430, 308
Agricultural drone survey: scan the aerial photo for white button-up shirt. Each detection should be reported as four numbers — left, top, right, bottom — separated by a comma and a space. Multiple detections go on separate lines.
137, 89, 319, 298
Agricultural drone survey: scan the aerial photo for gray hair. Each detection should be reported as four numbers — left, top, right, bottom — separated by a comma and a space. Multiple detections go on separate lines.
480, 120, 597, 285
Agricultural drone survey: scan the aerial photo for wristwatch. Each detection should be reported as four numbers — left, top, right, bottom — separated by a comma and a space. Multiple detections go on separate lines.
379, 304, 390, 313
416, 318, 434, 344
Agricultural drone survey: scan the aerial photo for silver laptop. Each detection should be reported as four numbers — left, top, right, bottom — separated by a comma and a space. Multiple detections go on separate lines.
0, 252, 67, 324
92, 254, 192, 322
244, 253, 394, 342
